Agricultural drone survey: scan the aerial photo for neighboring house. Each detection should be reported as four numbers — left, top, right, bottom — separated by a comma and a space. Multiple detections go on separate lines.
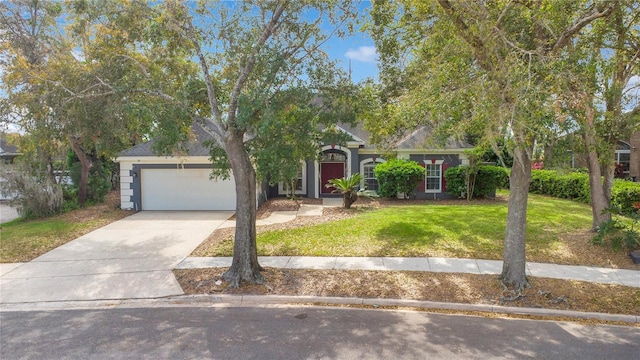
1, 138, 22, 201
544, 130, 640, 181
0, 138, 21, 164
116, 123, 472, 211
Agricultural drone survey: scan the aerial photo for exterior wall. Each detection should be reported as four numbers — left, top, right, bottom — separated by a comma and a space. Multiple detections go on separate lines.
266, 159, 315, 199
349, 147, 359, 178
119, 161, 134, 210
306, 159, 315, 197
630, 131, 640, 181
116, 155, 262, 211
409, 154, 461, 200
266, 150, 469, 200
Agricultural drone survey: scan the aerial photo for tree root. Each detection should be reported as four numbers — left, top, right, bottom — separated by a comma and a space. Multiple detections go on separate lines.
499, 278, 531, 304
222, 267, 265, 288
499, 278, 530, 293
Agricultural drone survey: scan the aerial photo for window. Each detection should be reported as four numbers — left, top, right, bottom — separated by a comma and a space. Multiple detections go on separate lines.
360, 158, 385, 192
278, 163, 306, 195
363, 162, 378, 191
616, 150, 631, 173
424, 162, 443, 193
320, 151, 346, 162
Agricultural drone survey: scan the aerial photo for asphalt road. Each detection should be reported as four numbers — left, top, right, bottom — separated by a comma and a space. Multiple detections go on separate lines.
1, 306, 639, 359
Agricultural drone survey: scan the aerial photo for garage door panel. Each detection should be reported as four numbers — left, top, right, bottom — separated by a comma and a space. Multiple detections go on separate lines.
141, 168, 236, 210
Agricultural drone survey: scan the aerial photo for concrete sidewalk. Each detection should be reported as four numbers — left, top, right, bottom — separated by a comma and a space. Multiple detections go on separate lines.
218, 204, 324, 229
177, 256, 640, 288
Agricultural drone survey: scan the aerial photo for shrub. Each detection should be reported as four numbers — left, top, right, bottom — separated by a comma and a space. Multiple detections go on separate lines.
326, 173, 363, 209
610, 180, 640, 216
374, 159, 424, 198
530, 170, 640, 215
591, 209, 640, 252
530, 170, 590, 202
445, 165, 508, 199
476, 166, 509, 196
0, 165, 62, 218
444, 166, 466, 198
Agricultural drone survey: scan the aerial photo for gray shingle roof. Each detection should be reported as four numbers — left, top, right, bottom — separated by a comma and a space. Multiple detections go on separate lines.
118, 121, 472, 158
395, 126, 472, 150
335, 123, 472, 150
0, 138, 20, 155
118, 123, 213, 157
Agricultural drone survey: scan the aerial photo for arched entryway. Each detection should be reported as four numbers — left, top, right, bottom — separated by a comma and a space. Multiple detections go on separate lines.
319, 147, 348, 195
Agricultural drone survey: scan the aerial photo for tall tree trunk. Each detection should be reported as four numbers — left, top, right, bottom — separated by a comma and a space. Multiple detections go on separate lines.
582, 104, 611, 231
222, 133, 263, 287
501, 143, 531, 291
69, 137, 92, 206
602, 152, 615, 205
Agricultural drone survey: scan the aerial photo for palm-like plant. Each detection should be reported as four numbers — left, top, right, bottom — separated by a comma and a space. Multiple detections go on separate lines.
326, 173, 363, 209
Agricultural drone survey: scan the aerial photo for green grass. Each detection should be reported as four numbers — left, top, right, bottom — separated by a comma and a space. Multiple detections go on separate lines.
0, 195, 131, 263
0, 218, 88, 262
209, 190, 592, 259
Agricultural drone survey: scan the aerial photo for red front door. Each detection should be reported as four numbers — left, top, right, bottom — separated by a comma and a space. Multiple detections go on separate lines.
321, 162, 345, 194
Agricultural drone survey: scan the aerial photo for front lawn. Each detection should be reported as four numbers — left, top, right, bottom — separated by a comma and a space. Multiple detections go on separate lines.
203, 191, 636, 268
0, 192, 133, 263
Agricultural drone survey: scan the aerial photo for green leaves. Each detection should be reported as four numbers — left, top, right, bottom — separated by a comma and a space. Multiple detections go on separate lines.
374, 159, 424, 198
326, 173, 363, 194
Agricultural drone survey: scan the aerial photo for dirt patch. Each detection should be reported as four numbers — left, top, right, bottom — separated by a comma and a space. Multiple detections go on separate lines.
58, 191, 132, 223
174, 268, 640, 317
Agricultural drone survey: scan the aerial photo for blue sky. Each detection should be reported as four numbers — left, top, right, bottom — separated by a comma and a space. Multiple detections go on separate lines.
321, 1, 378, 83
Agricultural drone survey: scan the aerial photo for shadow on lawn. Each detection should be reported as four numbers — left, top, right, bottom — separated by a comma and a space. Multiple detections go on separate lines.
374, 222, 437, 255
373, 216, 503, 258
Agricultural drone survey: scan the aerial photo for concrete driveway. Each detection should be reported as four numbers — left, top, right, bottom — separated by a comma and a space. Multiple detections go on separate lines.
0, 211, 233, 303
0, 203, 20, 224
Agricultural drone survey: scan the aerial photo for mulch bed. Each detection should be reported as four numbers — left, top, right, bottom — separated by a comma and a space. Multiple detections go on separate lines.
174, 267, 640, 317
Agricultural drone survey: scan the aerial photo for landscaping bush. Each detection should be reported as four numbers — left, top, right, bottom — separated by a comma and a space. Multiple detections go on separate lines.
530, 170, 640, 215
592, 208, 640, 252
443, 166, 466, 198
0, 165, 63, 218
374, 159, 424, 198
530, 170, 590, 202
445, 165, 508, 199
610, 180, 640, 216
476, 165, 509, 196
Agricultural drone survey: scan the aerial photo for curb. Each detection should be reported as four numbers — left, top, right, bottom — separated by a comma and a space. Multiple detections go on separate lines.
1, 294, 638, 324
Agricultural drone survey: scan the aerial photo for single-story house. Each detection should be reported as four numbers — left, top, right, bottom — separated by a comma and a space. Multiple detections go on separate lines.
0, 138, 21, 164
545, 130, 640, 181
116, 123, 473, 211
1, 138, 23, 200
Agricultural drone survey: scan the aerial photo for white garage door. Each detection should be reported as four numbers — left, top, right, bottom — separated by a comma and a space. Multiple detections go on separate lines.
141, 168, 236, 210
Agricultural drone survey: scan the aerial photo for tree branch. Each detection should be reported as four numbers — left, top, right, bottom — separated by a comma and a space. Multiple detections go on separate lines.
436, 0, 495, 73
227, 2, 288, 127
550, 2, 615, 53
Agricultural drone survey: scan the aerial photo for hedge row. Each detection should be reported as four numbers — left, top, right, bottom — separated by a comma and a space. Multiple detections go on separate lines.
530, 170, 640, 215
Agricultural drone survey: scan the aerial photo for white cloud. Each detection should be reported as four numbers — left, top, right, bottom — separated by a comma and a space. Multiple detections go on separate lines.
345, 46, 377, 63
